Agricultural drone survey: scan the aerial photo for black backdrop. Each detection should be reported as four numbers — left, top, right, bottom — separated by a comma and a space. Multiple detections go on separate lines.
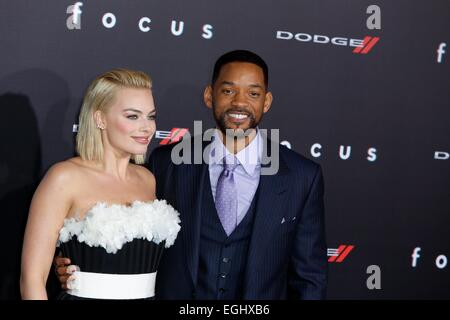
0, 0, 449, 299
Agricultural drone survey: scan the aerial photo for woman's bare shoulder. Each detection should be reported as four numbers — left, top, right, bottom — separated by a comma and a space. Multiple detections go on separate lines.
131, 164, 156, 187
31, 158, 85, 211
42, 157, 89, 185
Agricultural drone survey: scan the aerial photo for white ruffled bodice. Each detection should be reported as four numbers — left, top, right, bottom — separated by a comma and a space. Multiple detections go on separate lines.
58, 200, 181, 254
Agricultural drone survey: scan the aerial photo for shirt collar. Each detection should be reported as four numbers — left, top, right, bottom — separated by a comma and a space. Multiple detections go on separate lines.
209, 128, 262, 176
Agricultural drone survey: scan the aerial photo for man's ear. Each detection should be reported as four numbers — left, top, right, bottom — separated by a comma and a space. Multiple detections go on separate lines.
203, 85, 213, 109
263, 91, 273, 113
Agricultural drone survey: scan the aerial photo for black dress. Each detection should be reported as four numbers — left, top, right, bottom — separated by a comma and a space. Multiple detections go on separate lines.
56, 200, 180, 300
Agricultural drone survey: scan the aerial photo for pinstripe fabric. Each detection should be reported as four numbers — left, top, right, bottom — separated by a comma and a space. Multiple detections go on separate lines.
148, 137, 327, 300
197, 170, 258, 299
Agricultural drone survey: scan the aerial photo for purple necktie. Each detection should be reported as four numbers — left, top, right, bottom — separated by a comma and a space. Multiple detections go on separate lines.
215, 155, 239, 236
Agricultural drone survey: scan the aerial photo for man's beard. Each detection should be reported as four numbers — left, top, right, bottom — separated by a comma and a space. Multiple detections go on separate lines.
213, 106, 259, 139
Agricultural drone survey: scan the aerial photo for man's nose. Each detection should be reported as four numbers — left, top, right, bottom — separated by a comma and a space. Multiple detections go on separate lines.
231, 91, 248, 106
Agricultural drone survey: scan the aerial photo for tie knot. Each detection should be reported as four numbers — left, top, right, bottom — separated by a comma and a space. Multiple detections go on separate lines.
222, 155, 239, 172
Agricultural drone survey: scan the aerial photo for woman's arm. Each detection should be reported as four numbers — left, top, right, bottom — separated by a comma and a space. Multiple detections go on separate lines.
20, 163, 73, 300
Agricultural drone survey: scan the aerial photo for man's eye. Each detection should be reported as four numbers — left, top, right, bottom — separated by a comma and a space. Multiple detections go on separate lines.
223, 89, 233, 94
250, 92, 261, 97
127, 115, 138, 120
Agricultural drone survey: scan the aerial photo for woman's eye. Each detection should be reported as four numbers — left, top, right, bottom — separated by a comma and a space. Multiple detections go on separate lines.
127, 115, 138, 120
148, 115, 156, 120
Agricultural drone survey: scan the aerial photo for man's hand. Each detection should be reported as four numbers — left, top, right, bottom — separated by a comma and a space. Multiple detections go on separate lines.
53, 256, 78, 290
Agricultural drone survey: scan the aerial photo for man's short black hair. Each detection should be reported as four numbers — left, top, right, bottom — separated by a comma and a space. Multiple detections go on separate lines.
211, 50, 269, 88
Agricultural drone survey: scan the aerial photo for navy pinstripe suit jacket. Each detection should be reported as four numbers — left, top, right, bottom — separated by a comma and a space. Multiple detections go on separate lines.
147, 138, 327, 300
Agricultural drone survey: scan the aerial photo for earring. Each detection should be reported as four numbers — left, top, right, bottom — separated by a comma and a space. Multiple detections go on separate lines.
97, 124, 105, 130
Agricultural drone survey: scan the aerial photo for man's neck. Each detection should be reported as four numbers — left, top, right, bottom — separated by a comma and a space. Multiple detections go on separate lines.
218, 128, 257, 154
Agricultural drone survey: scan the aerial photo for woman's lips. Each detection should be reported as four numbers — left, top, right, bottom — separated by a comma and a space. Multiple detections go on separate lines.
132, 136, 150, 144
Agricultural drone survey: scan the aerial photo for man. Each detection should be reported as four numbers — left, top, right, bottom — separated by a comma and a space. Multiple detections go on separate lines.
56, 50, 327, 299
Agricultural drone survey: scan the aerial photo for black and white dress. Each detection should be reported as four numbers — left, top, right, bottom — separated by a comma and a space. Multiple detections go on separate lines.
56, 200, 180, 300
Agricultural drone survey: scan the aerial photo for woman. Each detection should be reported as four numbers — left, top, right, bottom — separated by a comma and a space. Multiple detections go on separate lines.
20, 69, 180, 300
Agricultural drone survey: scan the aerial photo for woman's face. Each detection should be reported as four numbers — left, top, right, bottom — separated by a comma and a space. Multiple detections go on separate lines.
99, 87, 156, 157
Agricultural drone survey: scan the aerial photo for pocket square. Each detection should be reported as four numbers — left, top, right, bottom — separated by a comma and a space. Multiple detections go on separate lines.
281, 216, 297, 224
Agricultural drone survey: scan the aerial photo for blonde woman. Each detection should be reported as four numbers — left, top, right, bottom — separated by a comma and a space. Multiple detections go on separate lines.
20, 69, 180, 300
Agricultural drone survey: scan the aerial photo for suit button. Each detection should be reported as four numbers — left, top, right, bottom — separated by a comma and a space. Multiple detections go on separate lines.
192, 291, 196, 298
219, 288, 226, 293
220, 273, 227, 279
222, 257, 230, 263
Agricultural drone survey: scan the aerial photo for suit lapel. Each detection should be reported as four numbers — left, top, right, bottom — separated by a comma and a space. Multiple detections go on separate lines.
175, 140, 209, 287
243, 146, 291, 297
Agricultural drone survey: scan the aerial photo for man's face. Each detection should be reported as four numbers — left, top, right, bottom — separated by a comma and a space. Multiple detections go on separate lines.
204, 62, 273, 136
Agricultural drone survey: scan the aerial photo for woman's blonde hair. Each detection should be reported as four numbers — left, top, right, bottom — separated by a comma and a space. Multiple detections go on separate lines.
76, 69, 152, 164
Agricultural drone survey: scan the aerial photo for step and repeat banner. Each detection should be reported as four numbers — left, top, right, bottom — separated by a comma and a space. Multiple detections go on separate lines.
0, 0, 449, 299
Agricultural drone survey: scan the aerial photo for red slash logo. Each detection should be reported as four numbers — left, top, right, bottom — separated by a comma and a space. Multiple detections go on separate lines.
353, 36, 380, 54
328, 245, 355, 263
157, 128, 189, 145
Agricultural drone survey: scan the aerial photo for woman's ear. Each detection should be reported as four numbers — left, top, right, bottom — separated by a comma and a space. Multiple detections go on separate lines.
94, 110, 106, 130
